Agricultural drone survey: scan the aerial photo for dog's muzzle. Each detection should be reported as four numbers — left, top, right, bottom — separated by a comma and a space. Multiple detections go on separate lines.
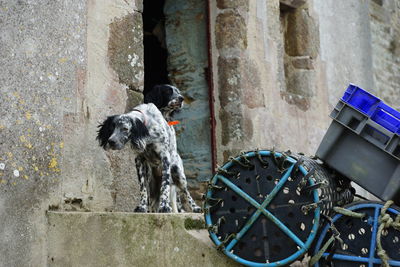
170, 96, 184, 108
107, 139, 124, 150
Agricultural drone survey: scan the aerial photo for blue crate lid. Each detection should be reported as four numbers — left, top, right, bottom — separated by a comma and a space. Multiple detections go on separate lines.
341, 84, 400, 134
341, 84, 381, 116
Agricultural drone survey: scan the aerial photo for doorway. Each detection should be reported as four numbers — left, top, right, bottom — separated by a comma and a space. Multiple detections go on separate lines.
142, 0, 212, 186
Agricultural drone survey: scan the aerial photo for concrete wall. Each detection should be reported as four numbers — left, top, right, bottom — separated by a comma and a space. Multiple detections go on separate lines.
0, 1, 144, 266
313, 0, 375, 104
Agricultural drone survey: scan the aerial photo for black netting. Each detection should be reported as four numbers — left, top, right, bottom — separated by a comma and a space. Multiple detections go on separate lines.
315, 202, 400, 267
205, 150, 355, 265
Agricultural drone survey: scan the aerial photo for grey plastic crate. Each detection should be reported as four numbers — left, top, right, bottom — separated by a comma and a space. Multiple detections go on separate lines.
316, 100, 400, 202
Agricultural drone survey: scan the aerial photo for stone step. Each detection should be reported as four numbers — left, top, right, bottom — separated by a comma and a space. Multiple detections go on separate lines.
47, 212, 241, 267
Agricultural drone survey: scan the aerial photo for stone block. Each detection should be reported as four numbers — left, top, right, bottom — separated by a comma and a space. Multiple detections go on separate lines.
291, 56, 314, 70
108, 12, 144, 90
369, 2, 390, 23
125, 89, 144, 112
134, 0, 144, 11
215, 11, 247, 50
219, 109, 243, 146
285, 69, 315, 98
242, 59, 264, 108
217, 55, 257, 146
217, 56, 242, 108
217, 56, 244, 146
217, 56, 263, 108
280, 0, 306, 9
284, 7, 319, 58
216, 0, 249, 11
372, 0, 384, 7
280, 91, 311, 112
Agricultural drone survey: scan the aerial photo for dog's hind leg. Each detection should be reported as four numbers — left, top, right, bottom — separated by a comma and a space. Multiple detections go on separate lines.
158, 154, 173, 213
171, 164, 201, 213
134, 157, 149, 212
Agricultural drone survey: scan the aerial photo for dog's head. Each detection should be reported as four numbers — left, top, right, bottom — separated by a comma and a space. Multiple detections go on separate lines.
144, 84, 184, 119
97, 114, 149, 151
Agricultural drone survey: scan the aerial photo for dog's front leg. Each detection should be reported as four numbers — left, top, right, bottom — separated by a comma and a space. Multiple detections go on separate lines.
158, 155, 173, 213
134, 157, 149, 212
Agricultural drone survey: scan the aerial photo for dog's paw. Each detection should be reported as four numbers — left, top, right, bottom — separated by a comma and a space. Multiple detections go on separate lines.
158, 205, 172, 213
134, 206, 148, 213
192, 206, 202, 213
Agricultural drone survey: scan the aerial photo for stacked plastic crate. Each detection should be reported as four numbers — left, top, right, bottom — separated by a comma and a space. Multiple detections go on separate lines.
316, 84, 400, 203
312, 84, 400, 267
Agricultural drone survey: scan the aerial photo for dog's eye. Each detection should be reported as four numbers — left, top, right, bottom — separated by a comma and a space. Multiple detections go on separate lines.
122, 127, 129, 132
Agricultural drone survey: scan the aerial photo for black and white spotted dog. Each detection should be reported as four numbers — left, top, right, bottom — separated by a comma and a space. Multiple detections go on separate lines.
97, 101, 200, 213
144, 84, 184, 122
143, 84, 189, 211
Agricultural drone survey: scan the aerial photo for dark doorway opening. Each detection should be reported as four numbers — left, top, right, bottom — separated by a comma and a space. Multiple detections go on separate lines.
141, 0, 212, 186
143, 0, 169, 95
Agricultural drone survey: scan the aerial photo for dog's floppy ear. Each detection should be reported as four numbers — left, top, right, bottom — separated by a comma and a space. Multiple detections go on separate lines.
130, 118, 150, 150
97, 115, 117, 148
144, 84, 170, 109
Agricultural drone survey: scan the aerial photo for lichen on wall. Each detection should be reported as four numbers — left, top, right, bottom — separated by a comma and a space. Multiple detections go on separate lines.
0, 1, 87, 265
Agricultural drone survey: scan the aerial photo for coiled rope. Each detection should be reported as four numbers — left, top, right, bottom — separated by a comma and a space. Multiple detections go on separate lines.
376, 200, 400, 267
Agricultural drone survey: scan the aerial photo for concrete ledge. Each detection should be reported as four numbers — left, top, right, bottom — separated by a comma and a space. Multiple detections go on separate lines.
47, 212, 241, 267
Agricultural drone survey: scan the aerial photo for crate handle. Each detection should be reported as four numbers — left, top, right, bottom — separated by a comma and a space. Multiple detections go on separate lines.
375, 104, 400, 120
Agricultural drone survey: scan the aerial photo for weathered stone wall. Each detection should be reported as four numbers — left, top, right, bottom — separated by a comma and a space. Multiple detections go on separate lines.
60, 0, 144, 214
210, 0, 399, 166
0, 0, 143, 265
369, 0, 400, 109
211, 0, 332, 162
